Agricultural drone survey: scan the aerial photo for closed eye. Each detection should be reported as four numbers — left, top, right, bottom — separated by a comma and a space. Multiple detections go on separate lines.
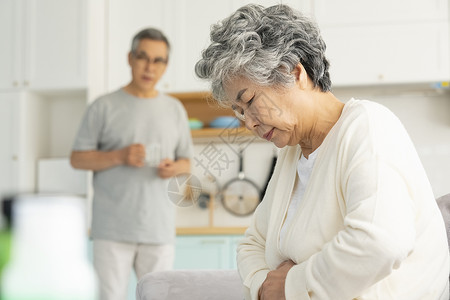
231, 94, 255, 122
246, 95, 255, 107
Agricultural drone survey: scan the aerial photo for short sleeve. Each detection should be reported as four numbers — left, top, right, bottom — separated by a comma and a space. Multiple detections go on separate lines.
174, 102, 193, 160
72, 100, 103, 151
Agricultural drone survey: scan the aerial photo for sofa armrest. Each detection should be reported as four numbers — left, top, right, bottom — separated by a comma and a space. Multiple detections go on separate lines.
136, 269, 244, 300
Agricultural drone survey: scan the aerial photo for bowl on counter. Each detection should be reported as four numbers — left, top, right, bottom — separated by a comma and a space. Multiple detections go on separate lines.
189, 118, 204, 130
209, 116, 240, 128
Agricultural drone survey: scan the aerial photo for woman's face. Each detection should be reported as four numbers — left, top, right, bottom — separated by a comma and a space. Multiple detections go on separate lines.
224, 75, 316, 148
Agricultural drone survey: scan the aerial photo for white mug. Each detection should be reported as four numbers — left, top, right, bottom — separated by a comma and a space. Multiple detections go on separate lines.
145, 143, 161, 167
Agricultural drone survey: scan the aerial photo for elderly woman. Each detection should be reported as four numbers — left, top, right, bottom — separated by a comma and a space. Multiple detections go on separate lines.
195, 4, 449, 300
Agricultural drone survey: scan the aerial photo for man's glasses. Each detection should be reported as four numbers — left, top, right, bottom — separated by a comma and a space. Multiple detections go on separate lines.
133, 52, 168, 67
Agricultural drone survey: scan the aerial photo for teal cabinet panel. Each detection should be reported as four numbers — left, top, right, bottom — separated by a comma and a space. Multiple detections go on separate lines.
175, 235, 244, 270
229, 235, 244, 270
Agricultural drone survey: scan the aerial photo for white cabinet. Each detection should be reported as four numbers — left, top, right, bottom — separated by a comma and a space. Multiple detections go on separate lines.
0, 92, 20, 196
167, 0, 312, 92
0, 91, 88, 197
322, 22, 449, 86
165, 0, 241, 92
314, 0, 447, 26
314, 0, 449, 87
0, 92, 34, 197
0, 1, 22, 90
0, 0, 87, 91
107, 0, 313, 93
107, 0, 449, 90
0, 0, 103, 196
166, 0, 312, 93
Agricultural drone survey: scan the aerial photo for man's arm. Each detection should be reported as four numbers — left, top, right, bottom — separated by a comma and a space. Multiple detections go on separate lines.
70, 144, 146, 171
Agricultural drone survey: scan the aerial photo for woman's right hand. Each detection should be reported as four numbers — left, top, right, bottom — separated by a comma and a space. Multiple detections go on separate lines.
258, 260, 295, 300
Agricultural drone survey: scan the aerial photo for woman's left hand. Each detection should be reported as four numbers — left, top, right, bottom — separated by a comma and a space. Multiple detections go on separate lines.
258, 260, 295, 300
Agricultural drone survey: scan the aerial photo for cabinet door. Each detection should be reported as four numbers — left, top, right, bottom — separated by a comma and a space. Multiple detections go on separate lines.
166, 0, 313, 93
0, 0, 22, 90
0, 93, 22, 196
229, 235, 244, 269
174, 236, 231, 269
157, 0, 237, 93
231, 0, 312, 14
322, 22, 450, 86
24, 0, 87, 90
0, 92, 47, 196
315, 0, 447, 26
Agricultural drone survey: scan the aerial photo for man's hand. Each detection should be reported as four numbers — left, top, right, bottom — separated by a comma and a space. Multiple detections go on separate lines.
121, 144, 145, 167
259, 260, 295, 300
157, 158, 177, 178
157, 158, 190, 179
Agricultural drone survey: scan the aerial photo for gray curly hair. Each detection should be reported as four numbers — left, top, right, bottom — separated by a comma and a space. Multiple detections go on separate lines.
195, 4, 331, 105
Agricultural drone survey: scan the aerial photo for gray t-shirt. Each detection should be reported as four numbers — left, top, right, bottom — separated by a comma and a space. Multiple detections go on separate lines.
73, 89, 193, 244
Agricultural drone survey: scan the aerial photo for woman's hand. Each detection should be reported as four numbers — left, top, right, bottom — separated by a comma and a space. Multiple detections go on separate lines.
258, 260, 295, 300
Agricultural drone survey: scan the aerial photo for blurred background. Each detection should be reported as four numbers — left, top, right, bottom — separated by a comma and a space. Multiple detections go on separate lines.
1, 0, 449, 299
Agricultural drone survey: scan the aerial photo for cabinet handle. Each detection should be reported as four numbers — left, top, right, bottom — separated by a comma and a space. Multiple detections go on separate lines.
200, 240, 225, 244
12, 155, 18, 161
23, 81, 29, 86
13, 81, 18, 87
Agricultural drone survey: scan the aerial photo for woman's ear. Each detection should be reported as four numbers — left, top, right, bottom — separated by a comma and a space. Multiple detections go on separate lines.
292, 63, 308, 90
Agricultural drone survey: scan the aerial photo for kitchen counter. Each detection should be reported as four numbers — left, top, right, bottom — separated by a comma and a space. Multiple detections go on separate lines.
176, 226, 247, 235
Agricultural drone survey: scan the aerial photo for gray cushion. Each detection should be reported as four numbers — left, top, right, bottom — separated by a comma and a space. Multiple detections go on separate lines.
437, 193, 450, 249
136, 269, 244, 300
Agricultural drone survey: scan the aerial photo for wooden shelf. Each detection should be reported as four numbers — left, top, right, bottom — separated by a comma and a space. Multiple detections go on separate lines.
190, 127, 254, 138
169, 91, 212, 102
176, 226, 247, 235
169, 91, 234, 125
169, 91, 266, 142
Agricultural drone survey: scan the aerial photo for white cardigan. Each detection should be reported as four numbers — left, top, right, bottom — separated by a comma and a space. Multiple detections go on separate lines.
237, 99, 449, 300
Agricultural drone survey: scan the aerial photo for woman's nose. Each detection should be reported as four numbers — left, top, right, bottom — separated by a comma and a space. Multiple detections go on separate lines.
244, 112, 259, 130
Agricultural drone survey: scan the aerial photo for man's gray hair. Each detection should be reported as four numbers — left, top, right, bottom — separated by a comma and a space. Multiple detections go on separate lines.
131, 28, 170, 56
195, 4, 331, 105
